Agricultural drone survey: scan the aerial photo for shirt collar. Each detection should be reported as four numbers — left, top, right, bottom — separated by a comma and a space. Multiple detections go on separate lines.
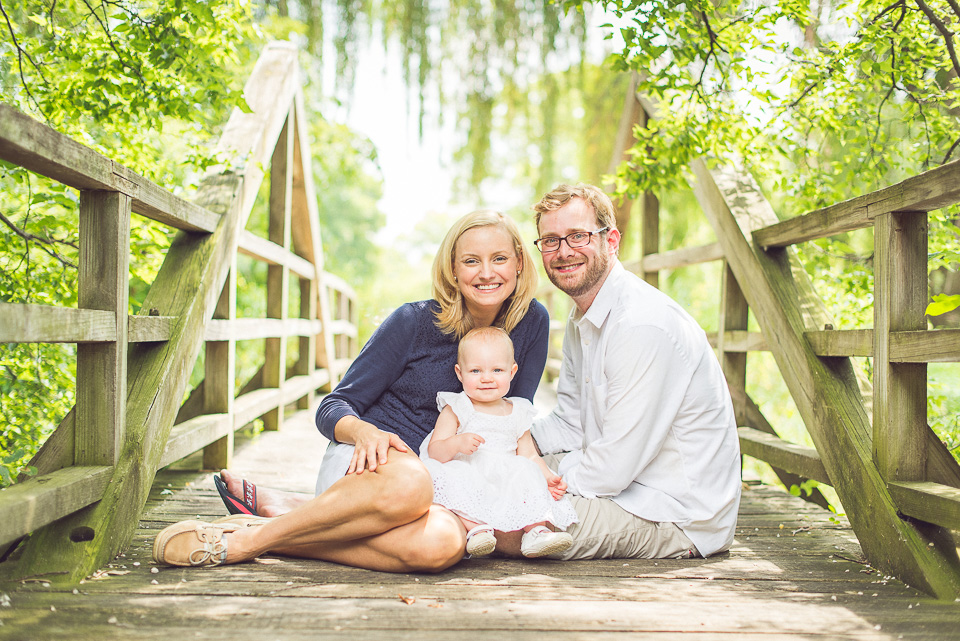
574, 260, 625, 330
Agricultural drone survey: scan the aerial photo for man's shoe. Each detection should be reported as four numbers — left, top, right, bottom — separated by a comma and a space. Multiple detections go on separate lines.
520, 525, 572, 558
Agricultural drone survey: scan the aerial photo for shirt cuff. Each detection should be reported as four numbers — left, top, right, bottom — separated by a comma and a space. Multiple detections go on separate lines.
561, 459, 597, 500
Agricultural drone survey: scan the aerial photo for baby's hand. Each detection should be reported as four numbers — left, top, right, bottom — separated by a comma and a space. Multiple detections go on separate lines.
545, 472, 567, 500
457, 432, 485, 455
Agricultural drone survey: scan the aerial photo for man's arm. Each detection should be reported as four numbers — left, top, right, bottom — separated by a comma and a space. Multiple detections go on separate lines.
561, 326, 693, 499
530, 316, 584, 454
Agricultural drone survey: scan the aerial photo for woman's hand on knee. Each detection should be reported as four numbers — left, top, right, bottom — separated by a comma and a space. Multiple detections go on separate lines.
348, 422, 409, 474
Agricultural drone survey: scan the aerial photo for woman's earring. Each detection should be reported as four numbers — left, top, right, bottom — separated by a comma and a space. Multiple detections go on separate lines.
454, 276, 458, 282
517, 270, 521, 275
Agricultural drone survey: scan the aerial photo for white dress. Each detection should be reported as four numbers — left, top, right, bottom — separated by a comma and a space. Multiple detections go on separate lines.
420, 391, 578, 531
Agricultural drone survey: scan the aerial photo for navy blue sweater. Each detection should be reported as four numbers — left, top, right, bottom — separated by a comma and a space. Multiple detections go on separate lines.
315, 299, 550, 451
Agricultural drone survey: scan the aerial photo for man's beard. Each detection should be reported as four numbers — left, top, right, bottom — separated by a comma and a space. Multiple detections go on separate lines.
546, 250, 609, 298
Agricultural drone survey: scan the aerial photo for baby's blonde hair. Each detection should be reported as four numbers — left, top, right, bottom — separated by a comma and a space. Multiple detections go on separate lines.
457, 326, 515, 366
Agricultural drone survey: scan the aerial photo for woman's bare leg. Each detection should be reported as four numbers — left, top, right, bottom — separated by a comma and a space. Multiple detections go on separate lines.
272, 505, 467, 572
218, 469, 308, 517
222, 448, 464, 571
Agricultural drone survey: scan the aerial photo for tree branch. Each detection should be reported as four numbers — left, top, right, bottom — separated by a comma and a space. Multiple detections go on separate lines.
913, 0, 960, 78
943, 135, 960, 163
0, 0, 47, 111
80, 0, 146, 84
0, 210, 78, 269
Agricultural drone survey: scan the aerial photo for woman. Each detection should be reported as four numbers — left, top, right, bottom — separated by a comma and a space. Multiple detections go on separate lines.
153, 210, 550, 571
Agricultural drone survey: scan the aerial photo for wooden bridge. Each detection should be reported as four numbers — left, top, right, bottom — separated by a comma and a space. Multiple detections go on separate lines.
1, 42, 960, 636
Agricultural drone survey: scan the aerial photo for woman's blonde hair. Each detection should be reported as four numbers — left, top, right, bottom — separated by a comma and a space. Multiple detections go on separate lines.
432, 210, 538, 338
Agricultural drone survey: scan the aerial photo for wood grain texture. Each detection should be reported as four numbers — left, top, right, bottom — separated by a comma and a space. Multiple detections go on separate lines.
3, 412, 957, 640
753, 159, 960, 248
690, 158, 960, 598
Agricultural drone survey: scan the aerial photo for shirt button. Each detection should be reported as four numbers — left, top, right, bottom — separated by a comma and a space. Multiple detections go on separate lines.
585, 377, 590, 383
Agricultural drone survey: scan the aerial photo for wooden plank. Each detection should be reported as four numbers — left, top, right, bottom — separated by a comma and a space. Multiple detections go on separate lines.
805, 329, 874, 357
203, 261, 237, 470
0, 303, 114, 343
76, 190, 129, 466
626, 241, 723, 273
264, 115, 293, 432
890, 329, 960, 362
888, 481, 960, 531
237, 230, 316, 279
604, 72, 641, 235
0, 466, 112, 547
705, 330, 768, 352
127, 315, 175, 343
690, 158, 960, 599
738, 427, 831, 484
9, 43, 303, 584
234, 387, 284, 429
322, 270, 358, 301
873, 212, 927, 482
296, 277, 318, 410
0, 104, 220, 233
718, 261, 748, 428
753, 159, 960, 248
204, 318, 323, 341
159, 414, 233, 470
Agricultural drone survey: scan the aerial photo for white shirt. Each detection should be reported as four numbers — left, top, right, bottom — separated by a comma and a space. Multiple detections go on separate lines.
532, 261, 741, 556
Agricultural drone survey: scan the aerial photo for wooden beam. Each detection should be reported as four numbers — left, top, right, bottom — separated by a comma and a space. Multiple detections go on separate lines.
890, 329, 960, 362
264, 114, 293, 432
889, 481, 960, 531
11, 43, 303, 584
625, 242, 723, 274
690, 158, 960, 598
127, 315, 176, 343
0, 466, 112, 548
705, 330, 768, 353
804, 329, 874, 357
873, 212, 928, 482
753, 159, 960, 248
76, 190, 129, 466
203, 260, 237, 470
159, 413, 233, 470
238, 230, 316, 279
0, 104, 220, 233
738, 427, 831, 485
0, 303, 114, 343
204, 318, 323, 341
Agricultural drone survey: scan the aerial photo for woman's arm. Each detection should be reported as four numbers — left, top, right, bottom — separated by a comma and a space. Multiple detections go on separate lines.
508, 300, 550, 401
427, 406, 484, 463
315, 304, 419, 443
335, 415, 410, 474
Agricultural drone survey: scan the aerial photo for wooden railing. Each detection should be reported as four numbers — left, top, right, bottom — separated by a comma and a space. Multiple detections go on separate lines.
537, 85, 960, 598
0, 43, 359, 583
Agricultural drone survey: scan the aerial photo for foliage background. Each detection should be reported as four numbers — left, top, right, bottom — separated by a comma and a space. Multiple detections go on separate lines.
1, 0, 957, 497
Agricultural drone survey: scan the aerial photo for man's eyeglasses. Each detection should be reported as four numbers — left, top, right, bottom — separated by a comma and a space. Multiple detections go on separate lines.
533, 228, 608, 254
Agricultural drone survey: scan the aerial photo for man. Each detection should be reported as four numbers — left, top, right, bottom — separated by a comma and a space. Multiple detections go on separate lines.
527, 182, 741, 559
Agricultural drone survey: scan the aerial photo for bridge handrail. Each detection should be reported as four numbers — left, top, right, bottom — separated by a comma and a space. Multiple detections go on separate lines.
0, 43, 359, 583
533, 80, 960, 597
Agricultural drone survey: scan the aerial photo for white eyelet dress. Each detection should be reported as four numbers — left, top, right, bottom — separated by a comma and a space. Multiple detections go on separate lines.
420, 391, 578, 531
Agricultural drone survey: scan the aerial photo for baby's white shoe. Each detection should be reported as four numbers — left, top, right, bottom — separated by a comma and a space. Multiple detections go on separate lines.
520, 525, 573, 558
465, 525, 497, 557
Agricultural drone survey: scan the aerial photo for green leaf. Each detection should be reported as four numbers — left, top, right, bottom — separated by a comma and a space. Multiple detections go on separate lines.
926, 294, 960, 317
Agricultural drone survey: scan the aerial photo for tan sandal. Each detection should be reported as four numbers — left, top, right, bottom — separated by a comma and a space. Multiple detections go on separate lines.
153, 520, 230, 567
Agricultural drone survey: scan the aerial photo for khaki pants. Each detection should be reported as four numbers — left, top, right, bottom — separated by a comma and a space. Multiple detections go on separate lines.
542, 453, 700, 561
